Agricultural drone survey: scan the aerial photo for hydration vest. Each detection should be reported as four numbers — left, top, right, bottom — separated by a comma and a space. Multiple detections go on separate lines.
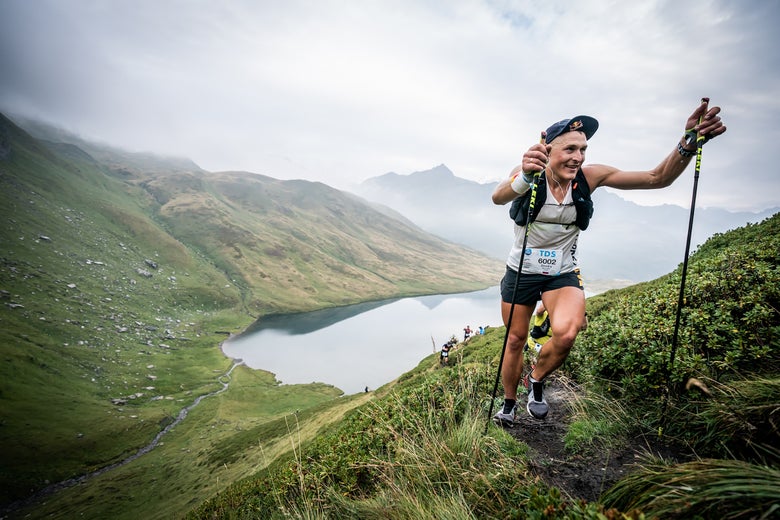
508, 168, 594, 230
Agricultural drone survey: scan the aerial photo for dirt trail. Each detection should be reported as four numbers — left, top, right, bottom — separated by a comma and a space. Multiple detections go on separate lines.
501, 376, 681, 503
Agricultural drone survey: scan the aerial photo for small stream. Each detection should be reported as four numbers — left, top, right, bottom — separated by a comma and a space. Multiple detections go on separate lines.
3, 361, 244, 515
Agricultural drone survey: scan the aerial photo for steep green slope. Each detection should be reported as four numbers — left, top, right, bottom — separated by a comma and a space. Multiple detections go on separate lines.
570, 213, 780, 399
188, 214, 779, 519
0, 114, 244, 507
0, 113, 501, 509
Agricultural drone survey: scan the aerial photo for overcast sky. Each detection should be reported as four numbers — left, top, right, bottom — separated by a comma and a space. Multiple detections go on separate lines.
1, 0, 778, 211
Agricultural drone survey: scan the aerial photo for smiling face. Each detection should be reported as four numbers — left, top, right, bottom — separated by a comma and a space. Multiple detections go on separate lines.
548, 131, 588, 181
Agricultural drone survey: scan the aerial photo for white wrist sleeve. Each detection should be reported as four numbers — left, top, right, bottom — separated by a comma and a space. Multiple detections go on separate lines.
510, 172, 534, 195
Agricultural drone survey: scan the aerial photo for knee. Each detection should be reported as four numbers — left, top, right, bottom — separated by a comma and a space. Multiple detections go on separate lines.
507, 333, 527, 352
553, 327, 579, 351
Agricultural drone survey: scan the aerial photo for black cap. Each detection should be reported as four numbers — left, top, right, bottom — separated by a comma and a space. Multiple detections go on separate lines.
545, 115, 599, 144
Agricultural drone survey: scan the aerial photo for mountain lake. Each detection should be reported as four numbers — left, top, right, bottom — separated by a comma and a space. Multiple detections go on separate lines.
223, 285, 598, 395
222, 286, 503, 394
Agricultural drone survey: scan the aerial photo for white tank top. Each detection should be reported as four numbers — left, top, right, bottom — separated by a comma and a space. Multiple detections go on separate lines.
506, 180, 580, 275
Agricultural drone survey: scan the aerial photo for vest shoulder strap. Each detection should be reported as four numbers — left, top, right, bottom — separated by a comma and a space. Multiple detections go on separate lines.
508, 169, 593, 230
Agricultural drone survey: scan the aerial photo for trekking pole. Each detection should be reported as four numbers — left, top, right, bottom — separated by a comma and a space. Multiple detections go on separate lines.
660, 98, 708, 433
486, 132, 545, 433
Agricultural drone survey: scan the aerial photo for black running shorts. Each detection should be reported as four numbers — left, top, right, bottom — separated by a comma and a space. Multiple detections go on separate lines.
500, 266, 584, 305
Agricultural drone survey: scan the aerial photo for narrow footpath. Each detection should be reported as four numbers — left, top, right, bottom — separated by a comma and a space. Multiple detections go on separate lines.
501, 376, 684, 502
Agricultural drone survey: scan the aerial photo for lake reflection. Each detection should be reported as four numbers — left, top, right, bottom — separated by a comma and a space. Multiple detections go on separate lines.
223, 286, 501, 395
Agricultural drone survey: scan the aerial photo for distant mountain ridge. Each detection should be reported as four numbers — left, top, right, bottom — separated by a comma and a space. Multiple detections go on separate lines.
357, 164, 506, 265
352, 165, 778, 282
12, 114, 204, 175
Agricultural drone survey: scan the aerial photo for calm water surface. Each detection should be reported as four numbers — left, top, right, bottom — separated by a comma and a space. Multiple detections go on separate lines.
223, 286, 501, 395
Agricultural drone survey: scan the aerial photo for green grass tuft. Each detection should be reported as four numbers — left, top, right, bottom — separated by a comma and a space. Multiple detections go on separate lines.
602, 457, 780, 519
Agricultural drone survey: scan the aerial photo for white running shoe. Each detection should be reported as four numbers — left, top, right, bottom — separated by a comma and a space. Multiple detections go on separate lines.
492, 402, 518, 427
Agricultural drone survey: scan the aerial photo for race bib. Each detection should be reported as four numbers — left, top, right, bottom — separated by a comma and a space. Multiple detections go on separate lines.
522, 248, 562, 275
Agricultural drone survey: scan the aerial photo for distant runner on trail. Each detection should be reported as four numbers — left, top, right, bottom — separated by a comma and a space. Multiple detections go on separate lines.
440, 336, 457, 366
491, 99, 726, 427
440, 341, 450, 366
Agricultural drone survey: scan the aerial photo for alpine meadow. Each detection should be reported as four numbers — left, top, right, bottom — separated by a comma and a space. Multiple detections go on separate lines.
0, 113, 499, 518
1, 113, 778, 519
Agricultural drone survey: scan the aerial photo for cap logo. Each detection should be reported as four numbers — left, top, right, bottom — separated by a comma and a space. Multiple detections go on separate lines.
569, 120, 583, 131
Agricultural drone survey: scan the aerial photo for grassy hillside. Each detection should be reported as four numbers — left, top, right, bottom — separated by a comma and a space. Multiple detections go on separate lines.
145, 169, 499, 315
0, 113, 501, 513
187, 214, 779, 519
571, 215, 780, 400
